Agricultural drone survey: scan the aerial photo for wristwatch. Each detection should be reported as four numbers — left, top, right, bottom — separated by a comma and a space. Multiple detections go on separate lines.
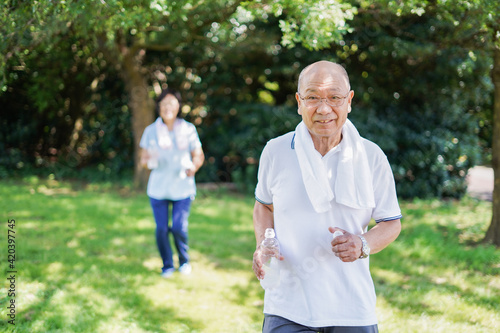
358, 235, 370, 259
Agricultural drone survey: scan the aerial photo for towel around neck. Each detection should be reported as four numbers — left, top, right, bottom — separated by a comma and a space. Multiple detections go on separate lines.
294, 119, 375, 213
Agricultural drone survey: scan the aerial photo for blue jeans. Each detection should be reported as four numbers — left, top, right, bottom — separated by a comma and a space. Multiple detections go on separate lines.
149, 197, 192, 272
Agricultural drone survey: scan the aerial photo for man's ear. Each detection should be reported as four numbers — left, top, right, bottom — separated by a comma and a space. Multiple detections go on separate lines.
296, 92, 303, 115
347, 90, 354, 113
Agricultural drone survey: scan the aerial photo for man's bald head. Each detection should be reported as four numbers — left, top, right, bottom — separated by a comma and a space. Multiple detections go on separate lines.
297, 61, 351, 93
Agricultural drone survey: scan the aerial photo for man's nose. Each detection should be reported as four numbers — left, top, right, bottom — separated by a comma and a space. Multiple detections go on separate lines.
316, 100, 333, 114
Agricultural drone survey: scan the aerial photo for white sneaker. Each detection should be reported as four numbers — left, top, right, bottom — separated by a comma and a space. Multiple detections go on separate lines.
178, 263, 192, 275
161, 268, 175, 278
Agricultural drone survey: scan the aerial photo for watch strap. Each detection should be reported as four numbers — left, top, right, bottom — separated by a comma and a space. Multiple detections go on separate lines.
358, 235, 370, 259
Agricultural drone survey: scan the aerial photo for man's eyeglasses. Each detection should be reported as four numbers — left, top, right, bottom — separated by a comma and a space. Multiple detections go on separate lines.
297, 91, 350, 108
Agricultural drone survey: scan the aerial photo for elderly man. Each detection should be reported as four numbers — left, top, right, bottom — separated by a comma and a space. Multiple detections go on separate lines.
252, 61, 402, 333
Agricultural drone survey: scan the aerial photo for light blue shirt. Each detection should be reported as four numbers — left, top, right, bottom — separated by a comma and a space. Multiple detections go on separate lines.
140, 118, 202, 200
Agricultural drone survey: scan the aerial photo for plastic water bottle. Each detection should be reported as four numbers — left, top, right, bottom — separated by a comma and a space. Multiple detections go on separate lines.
180, 155, 194, 178
147, 140, 159, 169
260, 228, 280, 290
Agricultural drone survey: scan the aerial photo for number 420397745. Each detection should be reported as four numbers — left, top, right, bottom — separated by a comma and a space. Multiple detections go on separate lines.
7, 219, 16, 269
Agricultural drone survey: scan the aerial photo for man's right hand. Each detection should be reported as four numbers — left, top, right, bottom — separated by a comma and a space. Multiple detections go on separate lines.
252, 247, 266, 280
252, 246, 284, 280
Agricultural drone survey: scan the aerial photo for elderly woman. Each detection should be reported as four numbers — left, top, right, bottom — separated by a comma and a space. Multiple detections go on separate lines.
140, 88, 204, 278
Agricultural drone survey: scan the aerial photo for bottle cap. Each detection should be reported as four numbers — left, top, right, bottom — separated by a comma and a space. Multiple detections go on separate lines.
332, 230, 343, 239
264, 228, 275, 238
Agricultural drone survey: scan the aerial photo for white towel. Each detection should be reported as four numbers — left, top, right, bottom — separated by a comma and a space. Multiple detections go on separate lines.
155, 117, 190, 150
294, 119, 375, 213
294, 121, 334, 213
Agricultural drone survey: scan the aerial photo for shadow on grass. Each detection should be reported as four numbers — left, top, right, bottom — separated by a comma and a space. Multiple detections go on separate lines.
2, 181, 498, 332
0, 182, 209, 332
189, 190, 256, 271
371, 200, 499, 327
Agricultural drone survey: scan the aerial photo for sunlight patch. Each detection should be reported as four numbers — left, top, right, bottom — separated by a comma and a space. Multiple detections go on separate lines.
372, 268, 408, 285
75, 227, 96, 238
112, 237, 125, 246
97, 321, 148, 333
143, 257, 162, 271
136, 218, 153, 229
67, 238, 79, 248
196, 206, 221, 217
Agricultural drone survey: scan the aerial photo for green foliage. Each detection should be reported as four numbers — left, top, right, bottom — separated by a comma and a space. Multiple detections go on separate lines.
142, 14, 308, 189
0, 0, 495, 199
0, 179, 498, 332
196, 102, 300, 191
272, 0, 357, 50
342, 4, 491, 198
0, 54, 132, 181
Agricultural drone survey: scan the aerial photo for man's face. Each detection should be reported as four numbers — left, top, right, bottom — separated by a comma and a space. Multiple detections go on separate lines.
296, 63, 353, 143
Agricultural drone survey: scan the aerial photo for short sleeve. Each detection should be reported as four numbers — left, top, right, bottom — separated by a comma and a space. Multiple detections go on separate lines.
139, 126, 152, 149
188, 123, 202, 151
371, 153, 402, 223
255, 143, 273, 205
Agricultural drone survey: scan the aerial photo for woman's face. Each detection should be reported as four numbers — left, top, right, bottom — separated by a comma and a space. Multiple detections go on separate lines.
158, 94, 180, 123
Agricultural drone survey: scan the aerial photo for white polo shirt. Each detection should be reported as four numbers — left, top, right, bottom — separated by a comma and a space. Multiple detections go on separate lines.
140, 119, 202, 200
255, 131, 402, 327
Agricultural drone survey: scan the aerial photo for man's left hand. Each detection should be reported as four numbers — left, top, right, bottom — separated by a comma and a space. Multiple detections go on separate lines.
329, 227, 362, 262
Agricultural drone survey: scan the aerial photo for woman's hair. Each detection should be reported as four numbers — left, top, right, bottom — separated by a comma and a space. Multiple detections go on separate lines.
155, 88, 183, 118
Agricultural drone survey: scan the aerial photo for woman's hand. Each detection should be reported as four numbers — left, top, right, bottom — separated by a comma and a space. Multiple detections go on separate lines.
140, 149, 150, 168
185, 166, 196, 177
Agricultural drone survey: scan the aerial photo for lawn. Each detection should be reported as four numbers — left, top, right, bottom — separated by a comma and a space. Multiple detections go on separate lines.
0, 177, 498, 332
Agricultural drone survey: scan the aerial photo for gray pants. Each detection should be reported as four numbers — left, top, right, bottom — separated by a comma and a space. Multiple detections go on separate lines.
263, 314, 379, 333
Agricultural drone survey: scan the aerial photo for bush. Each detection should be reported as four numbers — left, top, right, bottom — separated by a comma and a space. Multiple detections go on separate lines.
195, 101, 300, 193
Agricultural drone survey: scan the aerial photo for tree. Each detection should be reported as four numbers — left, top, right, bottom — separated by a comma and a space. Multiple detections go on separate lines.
339, 2, 488, 200
1, 0, 355, 188
3, 1, 498, 245
375, 0, 500, 245
486, 42, 500, 245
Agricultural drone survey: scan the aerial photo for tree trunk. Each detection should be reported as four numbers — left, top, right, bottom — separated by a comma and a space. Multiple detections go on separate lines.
121, 45, 154, 190
484, 42, 500, 246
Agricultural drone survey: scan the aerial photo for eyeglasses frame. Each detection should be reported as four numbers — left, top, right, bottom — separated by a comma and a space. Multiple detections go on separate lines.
296, 91, 351, 108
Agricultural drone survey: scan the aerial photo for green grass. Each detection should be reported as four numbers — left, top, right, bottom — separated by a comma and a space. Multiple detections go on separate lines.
0, 177, 499, 332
